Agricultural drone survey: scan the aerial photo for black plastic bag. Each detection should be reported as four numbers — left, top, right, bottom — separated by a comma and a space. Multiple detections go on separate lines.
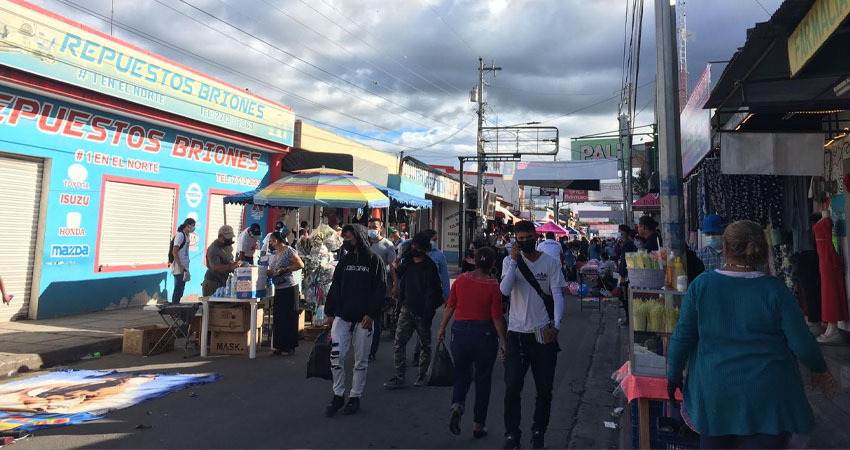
306, 328, 332, 380
426, 341, 454, 386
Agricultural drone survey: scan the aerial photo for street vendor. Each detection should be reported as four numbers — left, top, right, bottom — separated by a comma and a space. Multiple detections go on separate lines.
202, 225, 242, 296
237, 223, 262, 264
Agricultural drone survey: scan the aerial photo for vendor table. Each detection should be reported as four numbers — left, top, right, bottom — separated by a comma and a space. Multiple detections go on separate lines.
615, 362, 684, 450
199, 296, 272, 359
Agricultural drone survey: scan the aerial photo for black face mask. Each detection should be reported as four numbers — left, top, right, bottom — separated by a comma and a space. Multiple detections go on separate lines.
411, 249, 424, 258
343, 240, 356, 252
518, 240, 536, 254
223, 238, 234, 247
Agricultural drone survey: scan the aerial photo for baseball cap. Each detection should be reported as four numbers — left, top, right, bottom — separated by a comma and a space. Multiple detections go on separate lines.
388, 226, 398, 234
249, 223, 261, 235
274, 221, 285, 230
702, 214, 724, 235
218, 225, 235, 239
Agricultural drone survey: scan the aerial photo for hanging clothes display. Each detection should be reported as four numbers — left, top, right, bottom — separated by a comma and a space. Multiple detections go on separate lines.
813, 217, 849, 323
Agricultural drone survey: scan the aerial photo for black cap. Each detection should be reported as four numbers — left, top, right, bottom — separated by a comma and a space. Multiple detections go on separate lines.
274, 221, 284, 230
249, 223, 261, 234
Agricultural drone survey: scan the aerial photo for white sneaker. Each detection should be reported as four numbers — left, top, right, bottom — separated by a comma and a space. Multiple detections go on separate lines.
817, 331, 844, 344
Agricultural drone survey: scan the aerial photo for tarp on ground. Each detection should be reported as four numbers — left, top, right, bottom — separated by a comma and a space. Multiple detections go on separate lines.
514, 160, 618, 191
0, 370, 219, 432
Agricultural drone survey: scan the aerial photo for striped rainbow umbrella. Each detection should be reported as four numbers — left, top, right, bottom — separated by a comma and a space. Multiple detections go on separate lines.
252, 168, 389, 208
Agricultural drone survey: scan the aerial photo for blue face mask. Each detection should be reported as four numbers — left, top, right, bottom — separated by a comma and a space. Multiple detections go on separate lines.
706, 235, 723, 250
368, 229, 379, 239
431, 241, 438, 250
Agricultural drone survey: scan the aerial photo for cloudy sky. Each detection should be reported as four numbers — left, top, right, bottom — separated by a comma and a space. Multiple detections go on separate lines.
36, 0, 783, 165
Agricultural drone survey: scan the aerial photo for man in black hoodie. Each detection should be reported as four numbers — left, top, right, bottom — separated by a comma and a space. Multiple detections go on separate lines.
323, 224, 386, 417
384, 232, 444, 389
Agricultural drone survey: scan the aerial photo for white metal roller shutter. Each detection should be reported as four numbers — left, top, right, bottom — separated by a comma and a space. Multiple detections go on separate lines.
0, 155, 43, 321
205, 194, 241, 261
98, 181, 176, 269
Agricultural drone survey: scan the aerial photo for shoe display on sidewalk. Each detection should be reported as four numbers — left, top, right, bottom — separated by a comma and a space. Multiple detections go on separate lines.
342, 397, 360, 415
383, 376, 407, 389
324, 395, 344, 417
531, 430, 545, 449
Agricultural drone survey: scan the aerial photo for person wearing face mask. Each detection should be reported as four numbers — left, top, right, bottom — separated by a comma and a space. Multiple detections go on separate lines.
324, 224, 387, 417
170, 218, 196, 303
696, 214, 726, 272
201, 225, 242, 296
384, 232, 445, 390
237, 223, 262, 264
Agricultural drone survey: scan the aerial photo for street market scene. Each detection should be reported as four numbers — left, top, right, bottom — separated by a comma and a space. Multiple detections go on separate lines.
0, 0, 850, 448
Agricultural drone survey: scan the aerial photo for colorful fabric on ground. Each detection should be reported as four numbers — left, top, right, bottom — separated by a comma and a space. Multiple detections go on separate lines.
253, 168, 390, 208
0, 370, 220, 431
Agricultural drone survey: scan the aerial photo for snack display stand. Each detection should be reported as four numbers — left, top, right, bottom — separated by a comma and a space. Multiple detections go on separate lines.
628, 288, 686, 377
199, 295, 272, 359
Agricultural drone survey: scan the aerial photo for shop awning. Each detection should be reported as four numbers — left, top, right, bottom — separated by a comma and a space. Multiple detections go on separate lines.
514, 160, 618, 191
224, 188, 262, 205
633, 193, 661, 211
367, 182, 432, 209
495, 205, 517, 224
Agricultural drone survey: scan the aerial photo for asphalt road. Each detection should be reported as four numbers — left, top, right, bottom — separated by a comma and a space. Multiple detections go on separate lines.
6, 298, 625, 449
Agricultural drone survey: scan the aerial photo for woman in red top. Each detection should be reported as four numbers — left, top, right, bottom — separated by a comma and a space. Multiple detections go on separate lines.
437, 247, 508, 438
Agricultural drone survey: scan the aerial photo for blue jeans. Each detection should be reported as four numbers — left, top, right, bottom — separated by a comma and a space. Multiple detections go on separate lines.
450, 320, 499, 427
172, 274, 186, 304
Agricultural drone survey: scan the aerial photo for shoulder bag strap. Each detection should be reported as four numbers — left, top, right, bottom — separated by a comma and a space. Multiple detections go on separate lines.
515, 256, 555, 322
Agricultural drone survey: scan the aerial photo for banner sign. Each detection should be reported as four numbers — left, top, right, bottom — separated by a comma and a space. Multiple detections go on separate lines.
401, 161, 460, 201
0, 370, 219, 432
680, 65, 712, 176
571, 137, 626, 170
588, 181, 624, 202
539, 187, 559, 197
563, 189, 589, 202
0, 0, 295, 146
788, 0, 850, 77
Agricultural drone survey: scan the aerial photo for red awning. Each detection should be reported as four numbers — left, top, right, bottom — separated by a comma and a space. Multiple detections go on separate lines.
633, 194, 661, 211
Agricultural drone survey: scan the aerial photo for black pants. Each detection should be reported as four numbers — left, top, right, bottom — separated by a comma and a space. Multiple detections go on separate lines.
504, 331, 558, 437
796, 251, 821, 323
699, 433, 788, 449
273, 285, 299, 352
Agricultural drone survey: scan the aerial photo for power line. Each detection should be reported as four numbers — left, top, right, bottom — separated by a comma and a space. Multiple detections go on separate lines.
426, 2, 478, 58
754, 0, 772, 17
317, 0, 465, 93
170, 0, 475, 136
296, 0, 460, 97
487, 84, 607, 96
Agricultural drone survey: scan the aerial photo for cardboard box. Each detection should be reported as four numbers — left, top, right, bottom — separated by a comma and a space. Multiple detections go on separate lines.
209, 328, 261, 355
209, 305, 263, 332
235, 266, 267, 298
123, 325, 174, 355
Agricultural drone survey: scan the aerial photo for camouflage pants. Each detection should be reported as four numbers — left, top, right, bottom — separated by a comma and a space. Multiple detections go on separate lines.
393, 305, 433, 379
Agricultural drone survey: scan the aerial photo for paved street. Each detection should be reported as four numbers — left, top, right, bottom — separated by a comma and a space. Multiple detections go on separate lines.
5, 297, 626, 449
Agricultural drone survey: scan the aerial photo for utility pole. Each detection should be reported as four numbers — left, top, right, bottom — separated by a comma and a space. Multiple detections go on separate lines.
476, 57, 501, 233
654, 0, 687, 264
619, 112, 633, 226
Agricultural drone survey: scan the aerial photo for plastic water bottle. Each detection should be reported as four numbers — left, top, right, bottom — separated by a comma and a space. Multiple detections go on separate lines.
230, 273, 238, 298
225, 274, 232, 297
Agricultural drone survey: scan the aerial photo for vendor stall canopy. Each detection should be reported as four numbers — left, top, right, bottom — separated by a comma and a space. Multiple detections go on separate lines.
367, 182, 432, 210
514, 160, 618, 191
251, 168, 390, 208
707, 0, 850, 130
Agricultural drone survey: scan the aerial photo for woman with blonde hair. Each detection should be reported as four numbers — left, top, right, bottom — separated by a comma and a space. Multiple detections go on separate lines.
667, 220, 836, 449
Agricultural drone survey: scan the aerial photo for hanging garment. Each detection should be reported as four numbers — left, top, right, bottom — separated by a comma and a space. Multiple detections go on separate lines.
813, 218, 849, 322
794, 250, 821, 323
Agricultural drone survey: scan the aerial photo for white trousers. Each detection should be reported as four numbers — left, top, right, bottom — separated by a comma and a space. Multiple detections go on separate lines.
330, 318, 372, 398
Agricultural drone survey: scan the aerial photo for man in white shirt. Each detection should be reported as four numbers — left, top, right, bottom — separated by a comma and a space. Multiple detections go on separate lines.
170, 218, 196, 303
536, 231, 565, 267
237, 223, 261, 264
499, 221, 566, 450
261, 221, 286, 256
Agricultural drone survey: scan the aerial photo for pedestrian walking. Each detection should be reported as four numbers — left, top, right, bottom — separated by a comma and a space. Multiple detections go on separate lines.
536, 232, 564, 267
499, 220, 566, 450
237, 223, 262, 264
268, 231, 304, 356
324, 224, 386, 417
170, 217, 195, 303
437, 247, 507, 439
367, 218, 397, 361
637, 216, 662, 252
695, 214, 726, 271
617, 224, 638, 327
384, 232, 444, 389
667, 220, 836, 449
201, 225, 241, 296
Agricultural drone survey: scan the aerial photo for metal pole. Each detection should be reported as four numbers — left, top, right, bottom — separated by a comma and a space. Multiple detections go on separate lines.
654, 0, 687, 264
459, 157, 465, 268
476, 58, 485, 234
619, 113, 631, 226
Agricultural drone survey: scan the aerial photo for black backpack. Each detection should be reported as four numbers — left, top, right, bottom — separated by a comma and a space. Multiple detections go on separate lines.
168, 226, 187, 265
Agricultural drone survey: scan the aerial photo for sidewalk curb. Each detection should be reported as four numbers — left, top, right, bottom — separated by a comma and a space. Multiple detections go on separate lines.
1, 336, 123, 379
